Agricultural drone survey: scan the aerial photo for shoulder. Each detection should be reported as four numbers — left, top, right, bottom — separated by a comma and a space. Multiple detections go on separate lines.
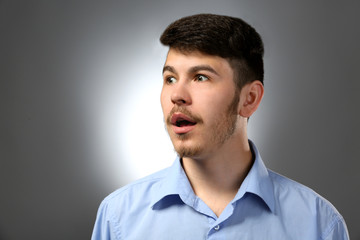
98, 167, 169, 219
268, 170, 348, 239
106, 167, 169, 201
91, 168, 171, 239
268, 169, 339, 214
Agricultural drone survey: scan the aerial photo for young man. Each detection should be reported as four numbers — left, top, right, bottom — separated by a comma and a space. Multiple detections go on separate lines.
92, 14, 349, 239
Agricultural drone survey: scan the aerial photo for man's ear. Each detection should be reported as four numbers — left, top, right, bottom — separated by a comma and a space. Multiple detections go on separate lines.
238, 80, 264, 118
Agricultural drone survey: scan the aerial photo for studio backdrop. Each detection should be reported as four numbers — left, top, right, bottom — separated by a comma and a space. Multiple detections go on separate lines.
1, 1, 359, 239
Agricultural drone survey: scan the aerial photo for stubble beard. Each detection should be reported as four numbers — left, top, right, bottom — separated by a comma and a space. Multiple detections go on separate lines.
166, 90, 240, 158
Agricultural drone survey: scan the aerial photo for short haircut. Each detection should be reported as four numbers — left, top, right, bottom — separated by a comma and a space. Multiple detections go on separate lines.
160, 13, 264, 89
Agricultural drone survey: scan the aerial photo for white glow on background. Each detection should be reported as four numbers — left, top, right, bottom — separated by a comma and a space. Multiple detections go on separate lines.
91, 41, 176, 185
120, 80, 176, 181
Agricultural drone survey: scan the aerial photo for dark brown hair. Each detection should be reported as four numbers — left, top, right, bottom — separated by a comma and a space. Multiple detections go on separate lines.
160, 13, 264, 89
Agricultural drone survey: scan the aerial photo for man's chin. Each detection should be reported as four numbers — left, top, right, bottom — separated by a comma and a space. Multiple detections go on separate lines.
169, 131, 203, 158
174, 145, 203, 159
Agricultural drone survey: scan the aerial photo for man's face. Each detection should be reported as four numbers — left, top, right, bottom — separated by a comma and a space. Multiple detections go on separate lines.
161, 48, 240, 159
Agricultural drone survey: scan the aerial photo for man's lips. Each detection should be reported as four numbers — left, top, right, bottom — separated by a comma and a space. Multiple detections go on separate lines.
170, 113, 196, 125
170, 113, 197, 134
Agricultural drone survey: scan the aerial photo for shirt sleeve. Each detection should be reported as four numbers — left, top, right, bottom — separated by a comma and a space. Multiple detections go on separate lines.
323, 216, 349, 240
91, 200, 121, 240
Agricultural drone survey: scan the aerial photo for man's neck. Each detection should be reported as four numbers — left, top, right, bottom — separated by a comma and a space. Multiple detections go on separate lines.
181, 136, 254, 217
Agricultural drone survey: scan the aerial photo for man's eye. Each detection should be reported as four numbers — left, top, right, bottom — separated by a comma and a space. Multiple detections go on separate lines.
166, 76, 177, 84
195, 75, 209, 82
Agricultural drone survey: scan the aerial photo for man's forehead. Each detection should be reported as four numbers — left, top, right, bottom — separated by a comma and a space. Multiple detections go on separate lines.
163, 48, 233, 75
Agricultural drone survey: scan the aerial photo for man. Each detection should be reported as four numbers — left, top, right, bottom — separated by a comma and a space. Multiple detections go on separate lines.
92, 14, 349, 239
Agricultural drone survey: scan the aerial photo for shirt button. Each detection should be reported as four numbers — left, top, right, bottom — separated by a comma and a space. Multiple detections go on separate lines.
214, 225, 220, 231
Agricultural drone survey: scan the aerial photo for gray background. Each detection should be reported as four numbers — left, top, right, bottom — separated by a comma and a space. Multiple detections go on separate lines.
1, 0, 359, 239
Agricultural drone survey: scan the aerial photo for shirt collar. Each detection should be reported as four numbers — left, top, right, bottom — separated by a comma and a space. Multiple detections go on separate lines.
150, 157, 195, 209
233, 140, 275, 213
151, 140, 275, 213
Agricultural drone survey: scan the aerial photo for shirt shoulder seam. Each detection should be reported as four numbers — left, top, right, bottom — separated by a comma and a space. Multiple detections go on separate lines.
103, 170, 168, 202
321, 214, 344, 240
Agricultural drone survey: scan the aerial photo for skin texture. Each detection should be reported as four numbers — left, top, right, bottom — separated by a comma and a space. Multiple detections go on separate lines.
160, 48, 264, 216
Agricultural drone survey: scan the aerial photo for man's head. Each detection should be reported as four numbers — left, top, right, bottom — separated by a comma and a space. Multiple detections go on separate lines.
160, 14, 264, 159
160, 13, 264, 90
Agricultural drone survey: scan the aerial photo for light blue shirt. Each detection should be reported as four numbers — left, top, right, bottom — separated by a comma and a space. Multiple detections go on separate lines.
92, 141, 349, 239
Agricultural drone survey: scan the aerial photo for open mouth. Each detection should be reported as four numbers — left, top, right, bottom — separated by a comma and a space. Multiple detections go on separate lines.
175, 118, 196, 127
170, 113, 197, 130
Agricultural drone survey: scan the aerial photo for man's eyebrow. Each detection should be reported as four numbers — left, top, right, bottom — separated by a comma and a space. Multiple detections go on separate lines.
188, 65, 219, 76
162, 65, 177, 74
162, 64, 220, 76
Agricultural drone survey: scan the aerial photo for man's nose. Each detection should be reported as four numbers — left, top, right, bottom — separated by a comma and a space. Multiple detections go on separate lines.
171, 82, 191, 106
